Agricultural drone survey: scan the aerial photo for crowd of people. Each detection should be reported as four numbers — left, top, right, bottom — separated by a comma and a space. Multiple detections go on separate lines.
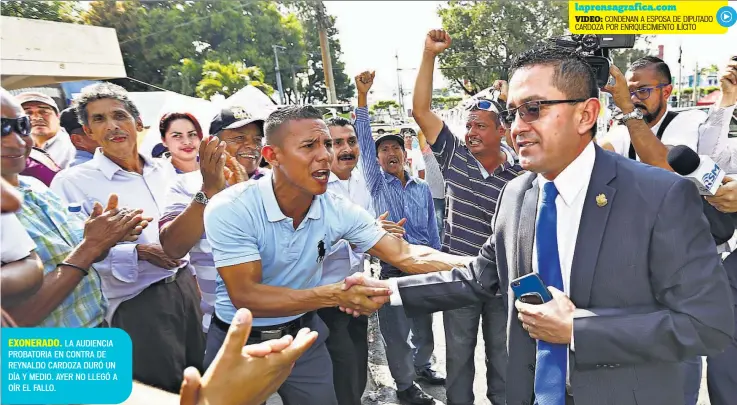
2, 28, 737, 405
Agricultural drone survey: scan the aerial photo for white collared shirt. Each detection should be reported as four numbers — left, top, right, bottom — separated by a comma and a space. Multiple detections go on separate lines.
320, 169, 376, 285
389, 142, 596, 307
50, 149, 190, 323
532, 141, 596, 297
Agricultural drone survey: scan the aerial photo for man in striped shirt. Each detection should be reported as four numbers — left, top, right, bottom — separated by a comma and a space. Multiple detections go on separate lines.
412, 29, 525, 405
355, 71, 442, 405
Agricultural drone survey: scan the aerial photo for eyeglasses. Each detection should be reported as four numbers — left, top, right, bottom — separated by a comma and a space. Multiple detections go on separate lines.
1, 116, 32, 137
500, 99, 588, 128
630, 84, 669, 101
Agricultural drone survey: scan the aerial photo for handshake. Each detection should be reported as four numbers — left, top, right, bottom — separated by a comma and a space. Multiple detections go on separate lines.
334, 272, 393, 317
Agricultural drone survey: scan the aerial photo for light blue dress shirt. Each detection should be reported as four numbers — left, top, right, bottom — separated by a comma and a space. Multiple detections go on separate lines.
204, 172, 386, 327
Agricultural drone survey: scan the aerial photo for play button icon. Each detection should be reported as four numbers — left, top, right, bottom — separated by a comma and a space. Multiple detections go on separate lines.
717, 6, 736, 27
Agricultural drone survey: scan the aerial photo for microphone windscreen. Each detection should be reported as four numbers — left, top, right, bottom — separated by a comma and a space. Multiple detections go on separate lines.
667, 145, 701, 176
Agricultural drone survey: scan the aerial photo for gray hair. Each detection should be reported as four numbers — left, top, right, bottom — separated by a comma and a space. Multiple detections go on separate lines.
74, 82, 141, 126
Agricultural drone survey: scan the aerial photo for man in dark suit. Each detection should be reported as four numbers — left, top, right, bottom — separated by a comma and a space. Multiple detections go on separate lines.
345, 46, 735, 405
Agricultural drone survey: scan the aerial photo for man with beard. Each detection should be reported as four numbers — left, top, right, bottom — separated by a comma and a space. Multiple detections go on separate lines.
355, 71, 443, 405
599, 56, 732, 171
16, 92, 76, 169
50, 83, 205, 393
411, 29, 524, 405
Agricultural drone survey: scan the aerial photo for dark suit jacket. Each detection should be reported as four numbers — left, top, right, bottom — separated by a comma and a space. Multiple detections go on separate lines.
397, 145, 735, 405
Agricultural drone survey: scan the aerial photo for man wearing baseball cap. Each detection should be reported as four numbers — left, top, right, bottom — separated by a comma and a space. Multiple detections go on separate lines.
59, 107, 99, 167
209, 105, 269, 180
16, 92, 75, 169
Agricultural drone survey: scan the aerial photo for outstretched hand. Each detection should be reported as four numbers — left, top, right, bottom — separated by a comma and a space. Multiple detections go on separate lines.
179, 308, 318, 405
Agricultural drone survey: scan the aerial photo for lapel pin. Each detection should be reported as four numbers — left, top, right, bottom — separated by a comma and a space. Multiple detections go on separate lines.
596, 193, 607, 207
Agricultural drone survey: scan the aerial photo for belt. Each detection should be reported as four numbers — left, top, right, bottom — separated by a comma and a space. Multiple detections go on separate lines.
212, 312, 313, 342
152, 267, 186, 287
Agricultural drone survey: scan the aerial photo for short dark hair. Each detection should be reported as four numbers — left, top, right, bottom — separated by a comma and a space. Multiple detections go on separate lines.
325, 116, 355, 131
509, 46, 599, 137
264, 105, 324, 146
629, 56, 672, 85
74, 82, 141, 126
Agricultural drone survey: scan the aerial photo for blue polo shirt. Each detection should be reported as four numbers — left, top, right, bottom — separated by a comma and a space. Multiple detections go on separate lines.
204, 172, 387, 327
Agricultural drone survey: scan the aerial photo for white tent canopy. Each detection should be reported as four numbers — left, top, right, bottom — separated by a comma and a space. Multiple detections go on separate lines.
131, 85, 277, 156
129, 91, 219, 157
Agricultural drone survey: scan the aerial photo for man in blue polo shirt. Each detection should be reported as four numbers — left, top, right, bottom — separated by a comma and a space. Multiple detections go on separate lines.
203, 105, 471, 405
411, 29, 524, 405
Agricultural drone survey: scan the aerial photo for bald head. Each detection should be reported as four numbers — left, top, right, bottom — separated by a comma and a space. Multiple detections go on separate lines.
1, 88, 25, 119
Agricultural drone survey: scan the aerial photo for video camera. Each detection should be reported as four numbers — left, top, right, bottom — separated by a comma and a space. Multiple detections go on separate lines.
551, 34, 635, 89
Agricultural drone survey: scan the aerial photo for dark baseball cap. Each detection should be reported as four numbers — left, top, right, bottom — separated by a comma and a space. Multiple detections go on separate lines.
209, 106, 265, 136
59, 107, 83, 134
374, 133, 405, 153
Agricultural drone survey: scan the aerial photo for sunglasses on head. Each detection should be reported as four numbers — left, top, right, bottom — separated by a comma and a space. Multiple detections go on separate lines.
1, 116, 32, 137
465, 89, 502, 113
499, 99, 588, 129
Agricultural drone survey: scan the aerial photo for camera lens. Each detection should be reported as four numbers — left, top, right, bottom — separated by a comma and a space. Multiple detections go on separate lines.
512, 281, 520, 287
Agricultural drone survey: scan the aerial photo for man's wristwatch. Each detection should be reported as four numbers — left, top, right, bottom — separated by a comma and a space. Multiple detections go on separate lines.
193, 191, 210, 206
620, 108, 644, 124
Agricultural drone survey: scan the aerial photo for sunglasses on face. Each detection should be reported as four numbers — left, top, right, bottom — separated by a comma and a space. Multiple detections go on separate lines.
629, 84, 669, 101
1, 116, 32, 137
499, 99, 588, 129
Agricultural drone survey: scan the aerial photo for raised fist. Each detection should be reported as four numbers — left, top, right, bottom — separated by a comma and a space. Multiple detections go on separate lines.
425, 29, 451, 56
355, 71, 375, 95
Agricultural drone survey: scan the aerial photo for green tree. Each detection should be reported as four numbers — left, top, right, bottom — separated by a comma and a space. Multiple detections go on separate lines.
81, 1, 306, 94
370, 100, 400, 115
432, 96, 463, 110
0, 0, 80, 22
437, 0, 569, 96
163, 58, 204, 97
196, 60, 274, 99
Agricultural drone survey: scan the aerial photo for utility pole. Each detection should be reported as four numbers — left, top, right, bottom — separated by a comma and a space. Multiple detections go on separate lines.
694, 61, 699, 106
316, 1, 337, 103
396, 51, 405, 118
677, 44, 683, 108
291, 65, 300, 105
272, 45, 286, 105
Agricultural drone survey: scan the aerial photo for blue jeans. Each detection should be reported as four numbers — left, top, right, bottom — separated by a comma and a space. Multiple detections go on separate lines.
378, 303, 435, 391
444, 296, 507, 405
433, 198, 445, 242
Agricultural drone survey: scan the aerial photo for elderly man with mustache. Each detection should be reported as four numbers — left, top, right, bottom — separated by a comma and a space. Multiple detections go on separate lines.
50, 82, 205, 394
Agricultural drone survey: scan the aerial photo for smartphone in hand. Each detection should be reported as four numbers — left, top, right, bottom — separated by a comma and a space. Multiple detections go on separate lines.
511, 273, 553, 305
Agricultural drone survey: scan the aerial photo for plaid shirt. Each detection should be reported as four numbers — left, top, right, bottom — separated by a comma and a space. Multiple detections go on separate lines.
15, 176, 107, 328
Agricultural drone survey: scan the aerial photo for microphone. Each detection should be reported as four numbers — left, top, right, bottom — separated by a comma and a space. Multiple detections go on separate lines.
667, 145, 725, 196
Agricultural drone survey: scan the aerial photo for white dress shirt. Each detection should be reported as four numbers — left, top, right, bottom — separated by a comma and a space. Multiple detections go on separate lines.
605, 107, 719, 160
696, 104, 737, 173
50, 149, 191, 323
0, 213, 36, 263
320, 169, 376, 285
388, 142, 596, 307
